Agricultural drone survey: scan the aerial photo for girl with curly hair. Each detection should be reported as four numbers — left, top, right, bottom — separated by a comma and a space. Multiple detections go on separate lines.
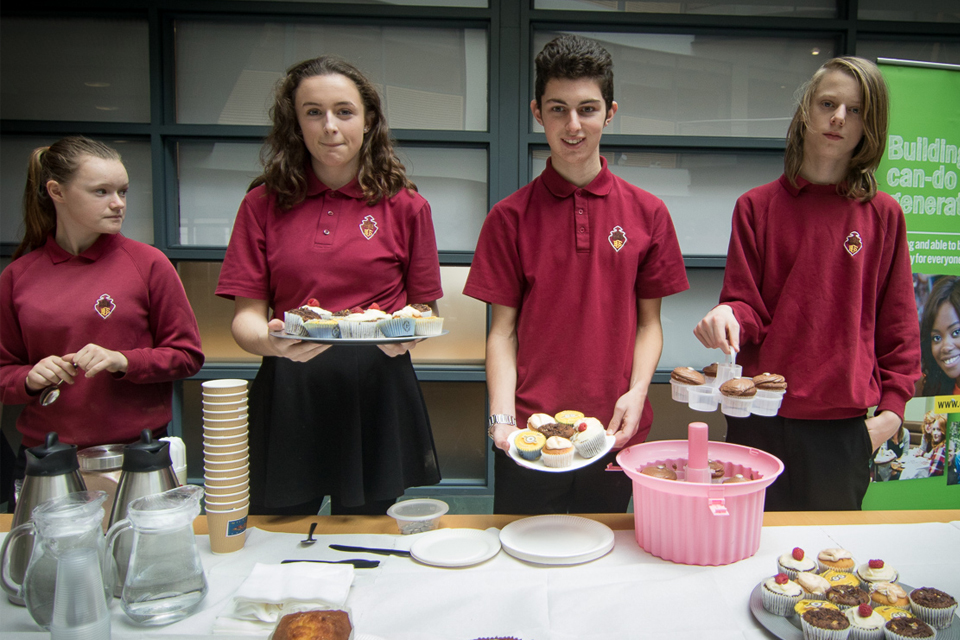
217, 57, 443, 515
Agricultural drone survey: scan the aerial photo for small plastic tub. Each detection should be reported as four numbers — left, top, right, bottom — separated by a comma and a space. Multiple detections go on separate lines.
720, 394, 754, 418
670, 379, 697, 403
386, 498, 449, 534
687, 386, 719, 412
714, 363, 743, 387
751, 389, 785, 416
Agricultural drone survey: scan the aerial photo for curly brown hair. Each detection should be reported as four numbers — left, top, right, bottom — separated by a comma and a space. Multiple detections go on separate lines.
535, 34, 614, 112
251, 56, 415, 208
14, 136, 121, 260
784, 56, 889, 202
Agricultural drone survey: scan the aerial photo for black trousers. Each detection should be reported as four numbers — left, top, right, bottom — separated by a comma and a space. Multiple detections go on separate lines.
493, 446, 633, 514
725, 413, 873, 511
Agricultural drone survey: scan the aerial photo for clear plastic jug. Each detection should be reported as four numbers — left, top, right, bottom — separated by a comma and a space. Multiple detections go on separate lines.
0, 491, 112, 629
104, 485, 207, 625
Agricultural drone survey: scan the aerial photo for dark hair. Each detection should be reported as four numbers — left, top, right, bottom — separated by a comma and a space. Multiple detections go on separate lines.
920, 276, 960, 396
251, 55, 414, 208
14, 136, 121, 260
784, 56, 889, 202
535, 34, 614, 112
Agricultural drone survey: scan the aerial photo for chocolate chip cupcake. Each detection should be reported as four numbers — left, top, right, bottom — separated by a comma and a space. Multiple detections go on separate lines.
800, 606, 851, 640
908, 587, 957, 629
884, 616, 936, 639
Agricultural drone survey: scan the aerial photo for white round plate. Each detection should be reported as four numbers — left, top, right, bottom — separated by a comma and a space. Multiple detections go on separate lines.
507, 429, 615, 473
410, 528, 502, 567
499, 515, 615, 565
270, 330, 447, 345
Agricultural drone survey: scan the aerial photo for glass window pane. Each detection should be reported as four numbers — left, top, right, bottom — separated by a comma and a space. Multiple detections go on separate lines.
660, 268, 726, 370
1, 136, 154, 246
177, 142, 262, 247
420, 382, 487, 482
232, 0, 486, 5
180, 263, 486, 365
534, 0, 834, 18
859, 0, 960, 22
400, 147, 488, 252
533, 31, 835, 137
0, 18, 150, 123
857, 39, 960, 66
532, 149, 783, 256
176, 21, 488, 130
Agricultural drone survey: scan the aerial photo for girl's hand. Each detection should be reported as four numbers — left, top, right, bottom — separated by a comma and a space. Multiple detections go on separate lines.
377, 339, 423, 358
694, 304, 740, 354
26, 356, 78, 392
65, 344, 128, 377
266, 318, 331, 362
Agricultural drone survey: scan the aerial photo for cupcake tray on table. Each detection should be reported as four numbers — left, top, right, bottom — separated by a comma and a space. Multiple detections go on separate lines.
506, 430, 615, 473
270, 330, 448, 345
749, 582, 960, 640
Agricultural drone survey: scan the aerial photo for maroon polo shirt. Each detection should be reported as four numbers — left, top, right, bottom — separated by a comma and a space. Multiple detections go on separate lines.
0, 234, 204, 448
217, 170, 443, 315
464, 157, 689, 446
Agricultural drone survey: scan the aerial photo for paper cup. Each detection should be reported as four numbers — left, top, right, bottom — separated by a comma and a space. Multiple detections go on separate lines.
203, 487, 249, 503
205, 496, 250, 511
202, 424, 248, 438
203, 472, 249, 487
206, 504, 248, 554
204, 462, 249, 479
203, 405, 247, 417
202, 416, 248, 428
204, 455, 249, 472
202, 389, 248, 400
202, 432, 247, 446
203, 441, 247, 455
203, 447, 249, 464
201, 379, 248, 395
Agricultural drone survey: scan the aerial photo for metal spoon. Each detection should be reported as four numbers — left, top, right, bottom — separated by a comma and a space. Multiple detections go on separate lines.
39, 379, 63, 407
300, 522, 318, 546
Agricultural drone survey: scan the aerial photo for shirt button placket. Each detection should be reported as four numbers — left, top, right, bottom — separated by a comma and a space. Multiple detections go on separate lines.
317, 194, 339, 246
575, 192, 590, 252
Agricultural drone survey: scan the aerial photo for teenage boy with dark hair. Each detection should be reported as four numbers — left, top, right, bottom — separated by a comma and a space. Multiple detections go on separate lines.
694, 57, 921, 511
464, 35, 689, 514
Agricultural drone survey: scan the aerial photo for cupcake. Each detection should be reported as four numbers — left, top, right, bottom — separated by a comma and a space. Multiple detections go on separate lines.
796, 599, 841, 618
856, 560, 899, 590
304, 319, 340, 339
723, 473, 751, 483
531, 421, 574, 439
702, 362, 719, 385
819, 548, 857, 573
514, 431, 546, 461
873, 606, 915, 623
414, 316, 444, 336
800, 606, 851, 640
554, 410, 585, 430
719, 377, 757, 417
338, 310, 383, 339
708, 459, 725, 482
640, 464, 677, 480
541, 436, 574, 468
527, 413, 555, 431
284, 306, 324, 335
822, 570, 863, 589
827, 585, 870, 610
778, 547, 818, 580
570, 418, 607, 458
884, 617, 936, 640
409, 303, 433, 317
798, 572, 834, 601
378, 316, 416, 338
670, 367, 705, 401
909, 587, 957, 629
761, 573, 804, 616
844, 604, 885, 640
870, 583, 910, 610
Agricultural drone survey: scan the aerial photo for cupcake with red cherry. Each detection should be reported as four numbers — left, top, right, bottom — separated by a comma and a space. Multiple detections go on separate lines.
777, 547, 818, 580
761, 573, 804, 616
844, 603, 885, 640
855, 559, 898, 590
570, 417, 607, 459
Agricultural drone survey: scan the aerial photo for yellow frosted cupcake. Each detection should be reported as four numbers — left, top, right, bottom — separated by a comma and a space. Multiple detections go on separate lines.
794, 599, 840, 617
515, 431, 546, 461
554, 410, 584, 429
821, 570, 861, 589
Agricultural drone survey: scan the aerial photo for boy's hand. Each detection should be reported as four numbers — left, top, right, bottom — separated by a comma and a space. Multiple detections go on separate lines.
607, 387, 645, 448
694, 305, 740, 355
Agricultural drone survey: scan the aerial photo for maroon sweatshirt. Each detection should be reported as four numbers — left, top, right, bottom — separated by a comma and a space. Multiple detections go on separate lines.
719, 175, 920, 421
1, 234, 204, 447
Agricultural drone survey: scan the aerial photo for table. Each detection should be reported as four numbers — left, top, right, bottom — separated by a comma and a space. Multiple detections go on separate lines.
2, 511, 959, 639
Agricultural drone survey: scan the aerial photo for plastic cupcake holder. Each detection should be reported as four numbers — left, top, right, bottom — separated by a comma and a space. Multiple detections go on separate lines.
672, 371, 785, 418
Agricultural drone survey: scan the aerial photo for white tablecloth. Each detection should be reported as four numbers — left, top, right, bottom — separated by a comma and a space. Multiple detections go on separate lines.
3, 521, 959, 639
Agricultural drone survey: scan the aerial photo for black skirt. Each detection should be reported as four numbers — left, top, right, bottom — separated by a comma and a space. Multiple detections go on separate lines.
248, 347, 440, 509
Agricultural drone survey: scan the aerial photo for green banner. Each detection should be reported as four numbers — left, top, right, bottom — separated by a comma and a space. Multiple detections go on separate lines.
878, 62, 960, 275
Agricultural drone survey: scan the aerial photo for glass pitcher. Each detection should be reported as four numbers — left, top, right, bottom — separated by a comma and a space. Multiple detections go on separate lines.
0, 490, 112, 629
104, 484, 207, 625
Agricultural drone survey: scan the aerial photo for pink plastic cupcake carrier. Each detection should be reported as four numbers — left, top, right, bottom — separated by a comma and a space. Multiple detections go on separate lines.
615, 422, 783, 566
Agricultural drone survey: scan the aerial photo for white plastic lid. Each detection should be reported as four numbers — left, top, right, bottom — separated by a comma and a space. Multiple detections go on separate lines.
386, 498, 449, 521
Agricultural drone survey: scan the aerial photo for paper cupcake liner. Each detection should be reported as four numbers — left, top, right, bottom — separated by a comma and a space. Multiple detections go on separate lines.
414, 317, 444, 336
338, 320, 382, 339
846, 625, 884, 640
882, 620, 938, 639
283, 313, 308, 336
761, 585, 803, 617
819, 560, 857, 574
378, 317, 416, 338
304, 320, 340, 339
541, 449, 574, 468
909, 597, 957, 630
572, 434, 606, 459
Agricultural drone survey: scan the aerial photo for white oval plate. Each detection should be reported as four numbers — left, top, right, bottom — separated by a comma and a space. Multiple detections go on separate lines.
499, 515, 615, 565
410, 528, 502, 567
507, 429, 615, 473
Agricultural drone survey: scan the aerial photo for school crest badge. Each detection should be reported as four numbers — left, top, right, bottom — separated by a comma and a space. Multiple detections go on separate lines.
608, 226, 627, 252
844, 231, 862, 257
95, 294, 115, 319
360, 215, 378, 240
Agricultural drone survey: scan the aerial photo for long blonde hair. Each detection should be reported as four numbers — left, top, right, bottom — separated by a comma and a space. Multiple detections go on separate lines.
14, 136, 122, 259
784, 57, 889, 202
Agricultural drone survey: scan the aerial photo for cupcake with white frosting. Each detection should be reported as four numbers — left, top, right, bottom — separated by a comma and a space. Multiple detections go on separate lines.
761, 573, 804, 616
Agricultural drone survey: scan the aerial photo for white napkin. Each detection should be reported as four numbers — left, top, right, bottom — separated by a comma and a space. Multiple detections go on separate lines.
213, 562, 354, 635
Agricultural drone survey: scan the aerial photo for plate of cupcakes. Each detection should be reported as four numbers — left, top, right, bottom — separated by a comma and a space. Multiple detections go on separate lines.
507, 411, 615, 473
275, 301, 446, 344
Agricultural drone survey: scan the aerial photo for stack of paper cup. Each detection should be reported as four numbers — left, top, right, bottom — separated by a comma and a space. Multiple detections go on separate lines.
202, 379, 250, 554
